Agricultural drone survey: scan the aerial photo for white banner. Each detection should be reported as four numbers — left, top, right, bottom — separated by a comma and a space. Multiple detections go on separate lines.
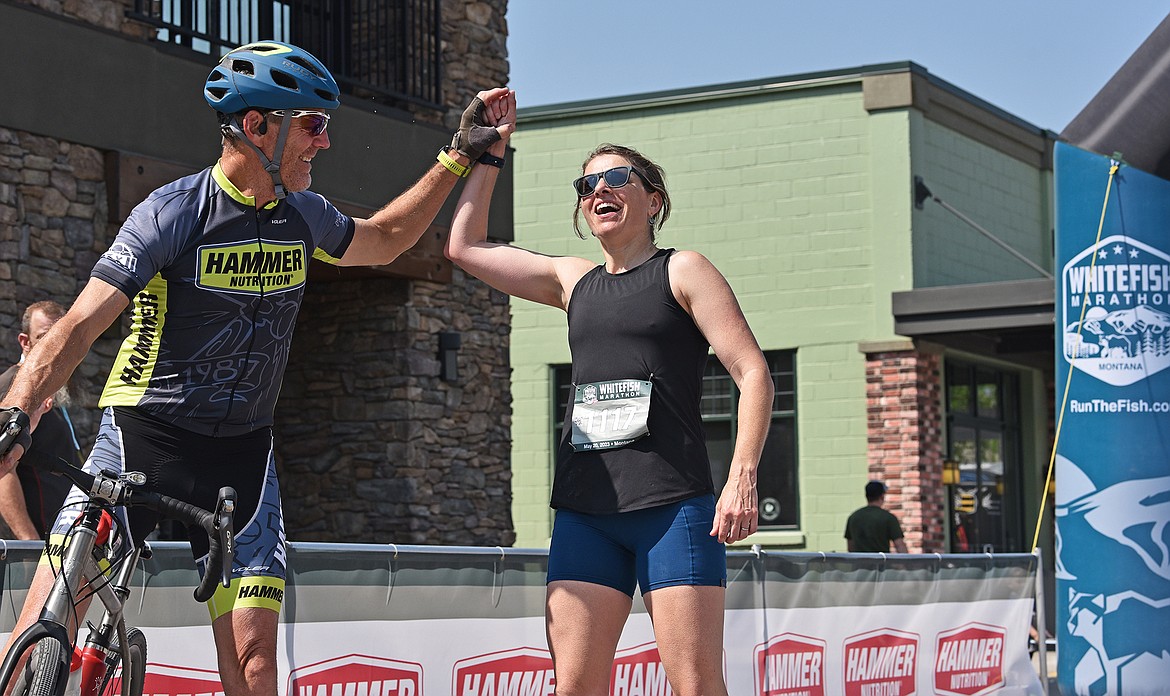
0, 544, 1044, 696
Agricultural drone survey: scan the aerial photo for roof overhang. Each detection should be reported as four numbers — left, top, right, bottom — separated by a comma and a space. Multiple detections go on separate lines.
892, 279, 1054, 369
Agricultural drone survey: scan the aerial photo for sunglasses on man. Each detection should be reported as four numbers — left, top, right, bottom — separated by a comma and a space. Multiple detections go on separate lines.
572, 166, 654, 198
269, 109, 331, 136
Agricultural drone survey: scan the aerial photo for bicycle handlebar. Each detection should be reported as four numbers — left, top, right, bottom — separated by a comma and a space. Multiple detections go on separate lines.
0, 409, 236, 603
130, 488, 236, 602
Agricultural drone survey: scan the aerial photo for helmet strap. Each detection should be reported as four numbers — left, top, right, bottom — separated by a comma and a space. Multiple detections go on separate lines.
227, 113, 294, 200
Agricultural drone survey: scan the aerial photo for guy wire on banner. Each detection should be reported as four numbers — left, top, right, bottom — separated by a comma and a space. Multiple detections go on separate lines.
1031, 159, 1121, 552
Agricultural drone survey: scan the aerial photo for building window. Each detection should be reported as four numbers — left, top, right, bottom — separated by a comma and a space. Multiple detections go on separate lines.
129, 0, 443, 109
551, 350, 798, 529
945, 360, 1023, 552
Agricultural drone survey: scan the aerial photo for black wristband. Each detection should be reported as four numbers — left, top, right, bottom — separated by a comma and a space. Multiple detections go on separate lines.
477, 151, 506, 169
0, 407, 32, 456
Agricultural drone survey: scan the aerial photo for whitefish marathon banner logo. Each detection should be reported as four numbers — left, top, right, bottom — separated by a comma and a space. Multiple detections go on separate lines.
1062, 234, 1170, 387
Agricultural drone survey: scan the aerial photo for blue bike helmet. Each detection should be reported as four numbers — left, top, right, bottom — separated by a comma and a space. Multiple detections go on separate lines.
204, 41, 340, 199
204, 41, 340, 114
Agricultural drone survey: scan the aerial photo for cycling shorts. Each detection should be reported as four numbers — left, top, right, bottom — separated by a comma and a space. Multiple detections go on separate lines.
49, 407, 287, 620
547, 494, 727, 597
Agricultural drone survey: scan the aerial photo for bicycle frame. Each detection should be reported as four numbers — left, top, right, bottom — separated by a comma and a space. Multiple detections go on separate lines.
0, 412, 234, 696
0, 502, 143, 696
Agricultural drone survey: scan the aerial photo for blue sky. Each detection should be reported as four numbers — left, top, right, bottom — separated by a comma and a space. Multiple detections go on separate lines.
505, 1, 1169, 132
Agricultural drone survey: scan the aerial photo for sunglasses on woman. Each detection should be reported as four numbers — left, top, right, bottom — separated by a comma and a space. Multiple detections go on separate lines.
572, 166, 652, 197
269, 109, 331, 136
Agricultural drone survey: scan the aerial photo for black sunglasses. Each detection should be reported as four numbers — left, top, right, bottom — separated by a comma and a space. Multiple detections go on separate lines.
572, 166, 653, 197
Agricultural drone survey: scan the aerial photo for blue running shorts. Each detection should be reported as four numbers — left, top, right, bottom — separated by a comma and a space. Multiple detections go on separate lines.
547, 494, 727, 597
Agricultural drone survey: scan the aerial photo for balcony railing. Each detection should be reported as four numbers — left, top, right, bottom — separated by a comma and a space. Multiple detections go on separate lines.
130, 0, 443, 110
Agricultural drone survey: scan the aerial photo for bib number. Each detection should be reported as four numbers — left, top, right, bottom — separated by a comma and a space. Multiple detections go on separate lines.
570, 379, 652, 452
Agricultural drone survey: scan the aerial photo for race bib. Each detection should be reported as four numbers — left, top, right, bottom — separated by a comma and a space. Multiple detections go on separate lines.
569, 379, 652, 452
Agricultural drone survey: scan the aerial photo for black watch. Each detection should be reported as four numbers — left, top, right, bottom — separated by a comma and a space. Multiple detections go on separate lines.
477, 151, 506, 169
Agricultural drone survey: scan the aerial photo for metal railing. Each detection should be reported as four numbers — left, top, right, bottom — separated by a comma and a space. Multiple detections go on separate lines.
129, 0, 443, 110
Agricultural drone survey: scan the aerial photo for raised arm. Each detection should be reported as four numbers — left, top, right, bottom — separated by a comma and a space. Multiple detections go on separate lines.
339, 87, 516, 267
669, 251, 774, 540
444, 91, 593, 310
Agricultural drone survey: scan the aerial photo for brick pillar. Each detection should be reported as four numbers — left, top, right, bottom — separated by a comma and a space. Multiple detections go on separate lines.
862, 341, 946, 552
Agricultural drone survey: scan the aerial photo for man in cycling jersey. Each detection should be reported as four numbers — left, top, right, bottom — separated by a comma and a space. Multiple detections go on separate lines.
0, 41, 514, 696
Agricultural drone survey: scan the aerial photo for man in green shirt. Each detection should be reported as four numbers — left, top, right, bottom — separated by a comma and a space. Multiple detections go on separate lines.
845, 481, 908, 553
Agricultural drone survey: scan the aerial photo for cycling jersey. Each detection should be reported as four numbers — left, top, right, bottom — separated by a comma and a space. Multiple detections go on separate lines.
92, 163, 355, 437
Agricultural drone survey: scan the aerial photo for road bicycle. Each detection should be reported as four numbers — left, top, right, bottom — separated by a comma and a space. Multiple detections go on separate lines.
0, 409, 236, 696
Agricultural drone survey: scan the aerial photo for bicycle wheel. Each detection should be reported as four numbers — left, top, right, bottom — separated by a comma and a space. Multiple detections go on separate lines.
11, 638, 66, 696
98, 628, 147, 696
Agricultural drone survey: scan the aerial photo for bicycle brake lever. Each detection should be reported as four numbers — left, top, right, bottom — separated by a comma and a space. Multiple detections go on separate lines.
215, 487, 236, 589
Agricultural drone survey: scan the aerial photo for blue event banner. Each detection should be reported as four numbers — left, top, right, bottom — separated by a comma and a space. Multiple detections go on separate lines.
1054, 141, 1170, 696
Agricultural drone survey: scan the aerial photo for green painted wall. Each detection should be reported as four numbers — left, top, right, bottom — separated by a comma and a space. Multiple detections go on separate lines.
509, 80, 910, 549
912, 120, 1053, 286
507, 71, 1053, 552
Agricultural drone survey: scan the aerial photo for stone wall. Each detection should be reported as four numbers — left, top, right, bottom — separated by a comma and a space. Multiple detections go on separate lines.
0, 128, 119, 446
0, 0, 515, 545
863, 342, 947, 553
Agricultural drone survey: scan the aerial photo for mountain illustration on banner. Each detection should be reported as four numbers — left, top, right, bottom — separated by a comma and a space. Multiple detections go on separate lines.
1061, 235, 1170, 386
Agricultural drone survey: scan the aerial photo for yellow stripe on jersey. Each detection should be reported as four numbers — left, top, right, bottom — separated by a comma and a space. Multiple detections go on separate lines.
312, 246, 344, 265
207, 576, 285, 620
100, 275, 168, 407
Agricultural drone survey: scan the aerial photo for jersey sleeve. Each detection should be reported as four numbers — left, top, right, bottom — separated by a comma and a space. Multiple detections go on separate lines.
300, 192, 356, 265
91, 186, 203, 299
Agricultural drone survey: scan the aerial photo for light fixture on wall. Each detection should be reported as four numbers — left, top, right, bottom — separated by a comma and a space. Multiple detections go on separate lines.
942, 458, 960, 486
439, 331, 461, 382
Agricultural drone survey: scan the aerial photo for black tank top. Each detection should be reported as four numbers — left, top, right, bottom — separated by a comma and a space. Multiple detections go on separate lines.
553, 248, 713, 513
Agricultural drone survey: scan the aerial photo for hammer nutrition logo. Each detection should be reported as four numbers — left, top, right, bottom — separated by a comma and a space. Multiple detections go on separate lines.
1062, 235, 1170, 386
843, 629, 918, 696
139, 663, 224, 696
285, 654, 422, 696
610, 642, 675, 696
933, 623, 1005, 696
451, 647, 554, 696
197, 239, 307, 295
754, 633, 825, 696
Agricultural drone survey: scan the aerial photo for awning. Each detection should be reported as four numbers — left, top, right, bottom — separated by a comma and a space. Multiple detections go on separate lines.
892, 279, 1054, 369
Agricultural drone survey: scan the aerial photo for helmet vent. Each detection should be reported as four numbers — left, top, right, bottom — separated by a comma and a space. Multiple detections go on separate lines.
231, 59, 256, 77
269, 69, 301, 92
315, 89, 339, 102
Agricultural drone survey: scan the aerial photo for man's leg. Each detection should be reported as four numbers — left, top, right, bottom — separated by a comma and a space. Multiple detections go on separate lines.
211, 606, 278, 696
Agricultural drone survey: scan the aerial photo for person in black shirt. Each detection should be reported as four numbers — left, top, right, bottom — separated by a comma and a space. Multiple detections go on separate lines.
447, 95, 773, 696
0, 301, 80, 540
845, 480, 909, 553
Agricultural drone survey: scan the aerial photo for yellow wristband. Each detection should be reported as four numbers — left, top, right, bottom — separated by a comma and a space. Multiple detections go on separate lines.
437, 147, 471, 178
